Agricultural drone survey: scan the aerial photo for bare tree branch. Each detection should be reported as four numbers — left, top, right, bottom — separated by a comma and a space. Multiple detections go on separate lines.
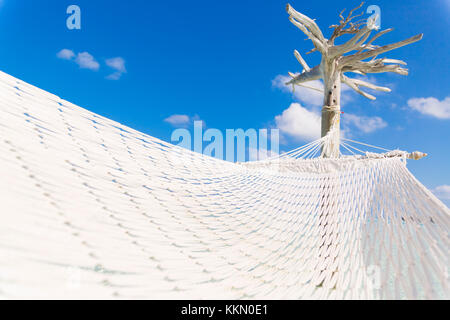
348, 70, 366, 75
286, 4, 326, 43
288, 72, 324, 92
347, 2, 365, 20
296, 83, 323, 93
356, 28, 393, 53
341, 74, 376, 100
349, 77, 391, 92
329, 2, 365, 43
294, 50, 311, 71
329, 25, 372, 57
353, 27, 374, 48
285, 65, 322, 86
288, 17, 326, 53
343, 58, 409, 75
382, 58, 407, 65
341, 34, 423, 65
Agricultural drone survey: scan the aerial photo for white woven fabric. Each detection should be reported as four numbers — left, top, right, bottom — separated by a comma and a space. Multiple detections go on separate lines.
0, 70, 448, 299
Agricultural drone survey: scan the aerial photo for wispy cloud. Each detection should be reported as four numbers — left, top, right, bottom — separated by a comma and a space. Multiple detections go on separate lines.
105, 57, 126, 80
407, 96, 450, 119
57, 49, 75, 60
432, 185, 450, 207
433, 185, 450, 200
56, 50, 127, 79
57, 49, 100, 71
343, 114, 387, 134
75, 52, 100, 71
164, 114, 206, 129
164, 114, 191, 127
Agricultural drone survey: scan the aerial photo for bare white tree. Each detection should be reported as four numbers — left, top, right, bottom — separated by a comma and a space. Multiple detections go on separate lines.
285, 2, 422, 157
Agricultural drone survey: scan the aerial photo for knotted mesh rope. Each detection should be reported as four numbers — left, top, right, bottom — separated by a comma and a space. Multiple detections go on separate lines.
0, 71, 448, 299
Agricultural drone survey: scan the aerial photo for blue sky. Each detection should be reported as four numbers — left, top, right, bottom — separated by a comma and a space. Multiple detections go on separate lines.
0, 0, 448, 204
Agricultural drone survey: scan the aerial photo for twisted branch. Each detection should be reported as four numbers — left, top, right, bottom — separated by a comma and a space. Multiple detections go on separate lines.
341, 33, 423, 66
329, 2, 366, 44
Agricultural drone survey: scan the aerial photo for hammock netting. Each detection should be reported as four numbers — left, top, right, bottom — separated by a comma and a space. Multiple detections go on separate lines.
0, 71, 448, 299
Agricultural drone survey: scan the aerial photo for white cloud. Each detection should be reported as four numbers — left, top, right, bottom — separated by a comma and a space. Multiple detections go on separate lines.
274, 103, 321, 141
433, 185, 450, 207
106, 57, 126, 80
106, 72, 122, 80
106, 57, 126, 73
407, 96, 450, 119
56, 49, 75, 60
271, 74, 387, 143
272, 74, 323, 107
273, 103, 387, 143
164, 114, 191, 126
57, 49, 99, 71
343, 114, 387, 133
75, 52, 100, 71
433, 185, 450, 202
57, 50, 128, 78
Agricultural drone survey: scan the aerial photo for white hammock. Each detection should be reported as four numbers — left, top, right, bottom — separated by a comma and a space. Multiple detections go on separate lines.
0, 70, 448, 299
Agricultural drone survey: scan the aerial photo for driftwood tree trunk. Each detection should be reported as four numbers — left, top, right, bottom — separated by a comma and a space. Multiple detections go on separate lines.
321, 59, 341, 158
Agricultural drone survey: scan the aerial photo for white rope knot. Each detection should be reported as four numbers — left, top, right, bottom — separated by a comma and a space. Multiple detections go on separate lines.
322, 105, 341, 112
322, 105, 341, 136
